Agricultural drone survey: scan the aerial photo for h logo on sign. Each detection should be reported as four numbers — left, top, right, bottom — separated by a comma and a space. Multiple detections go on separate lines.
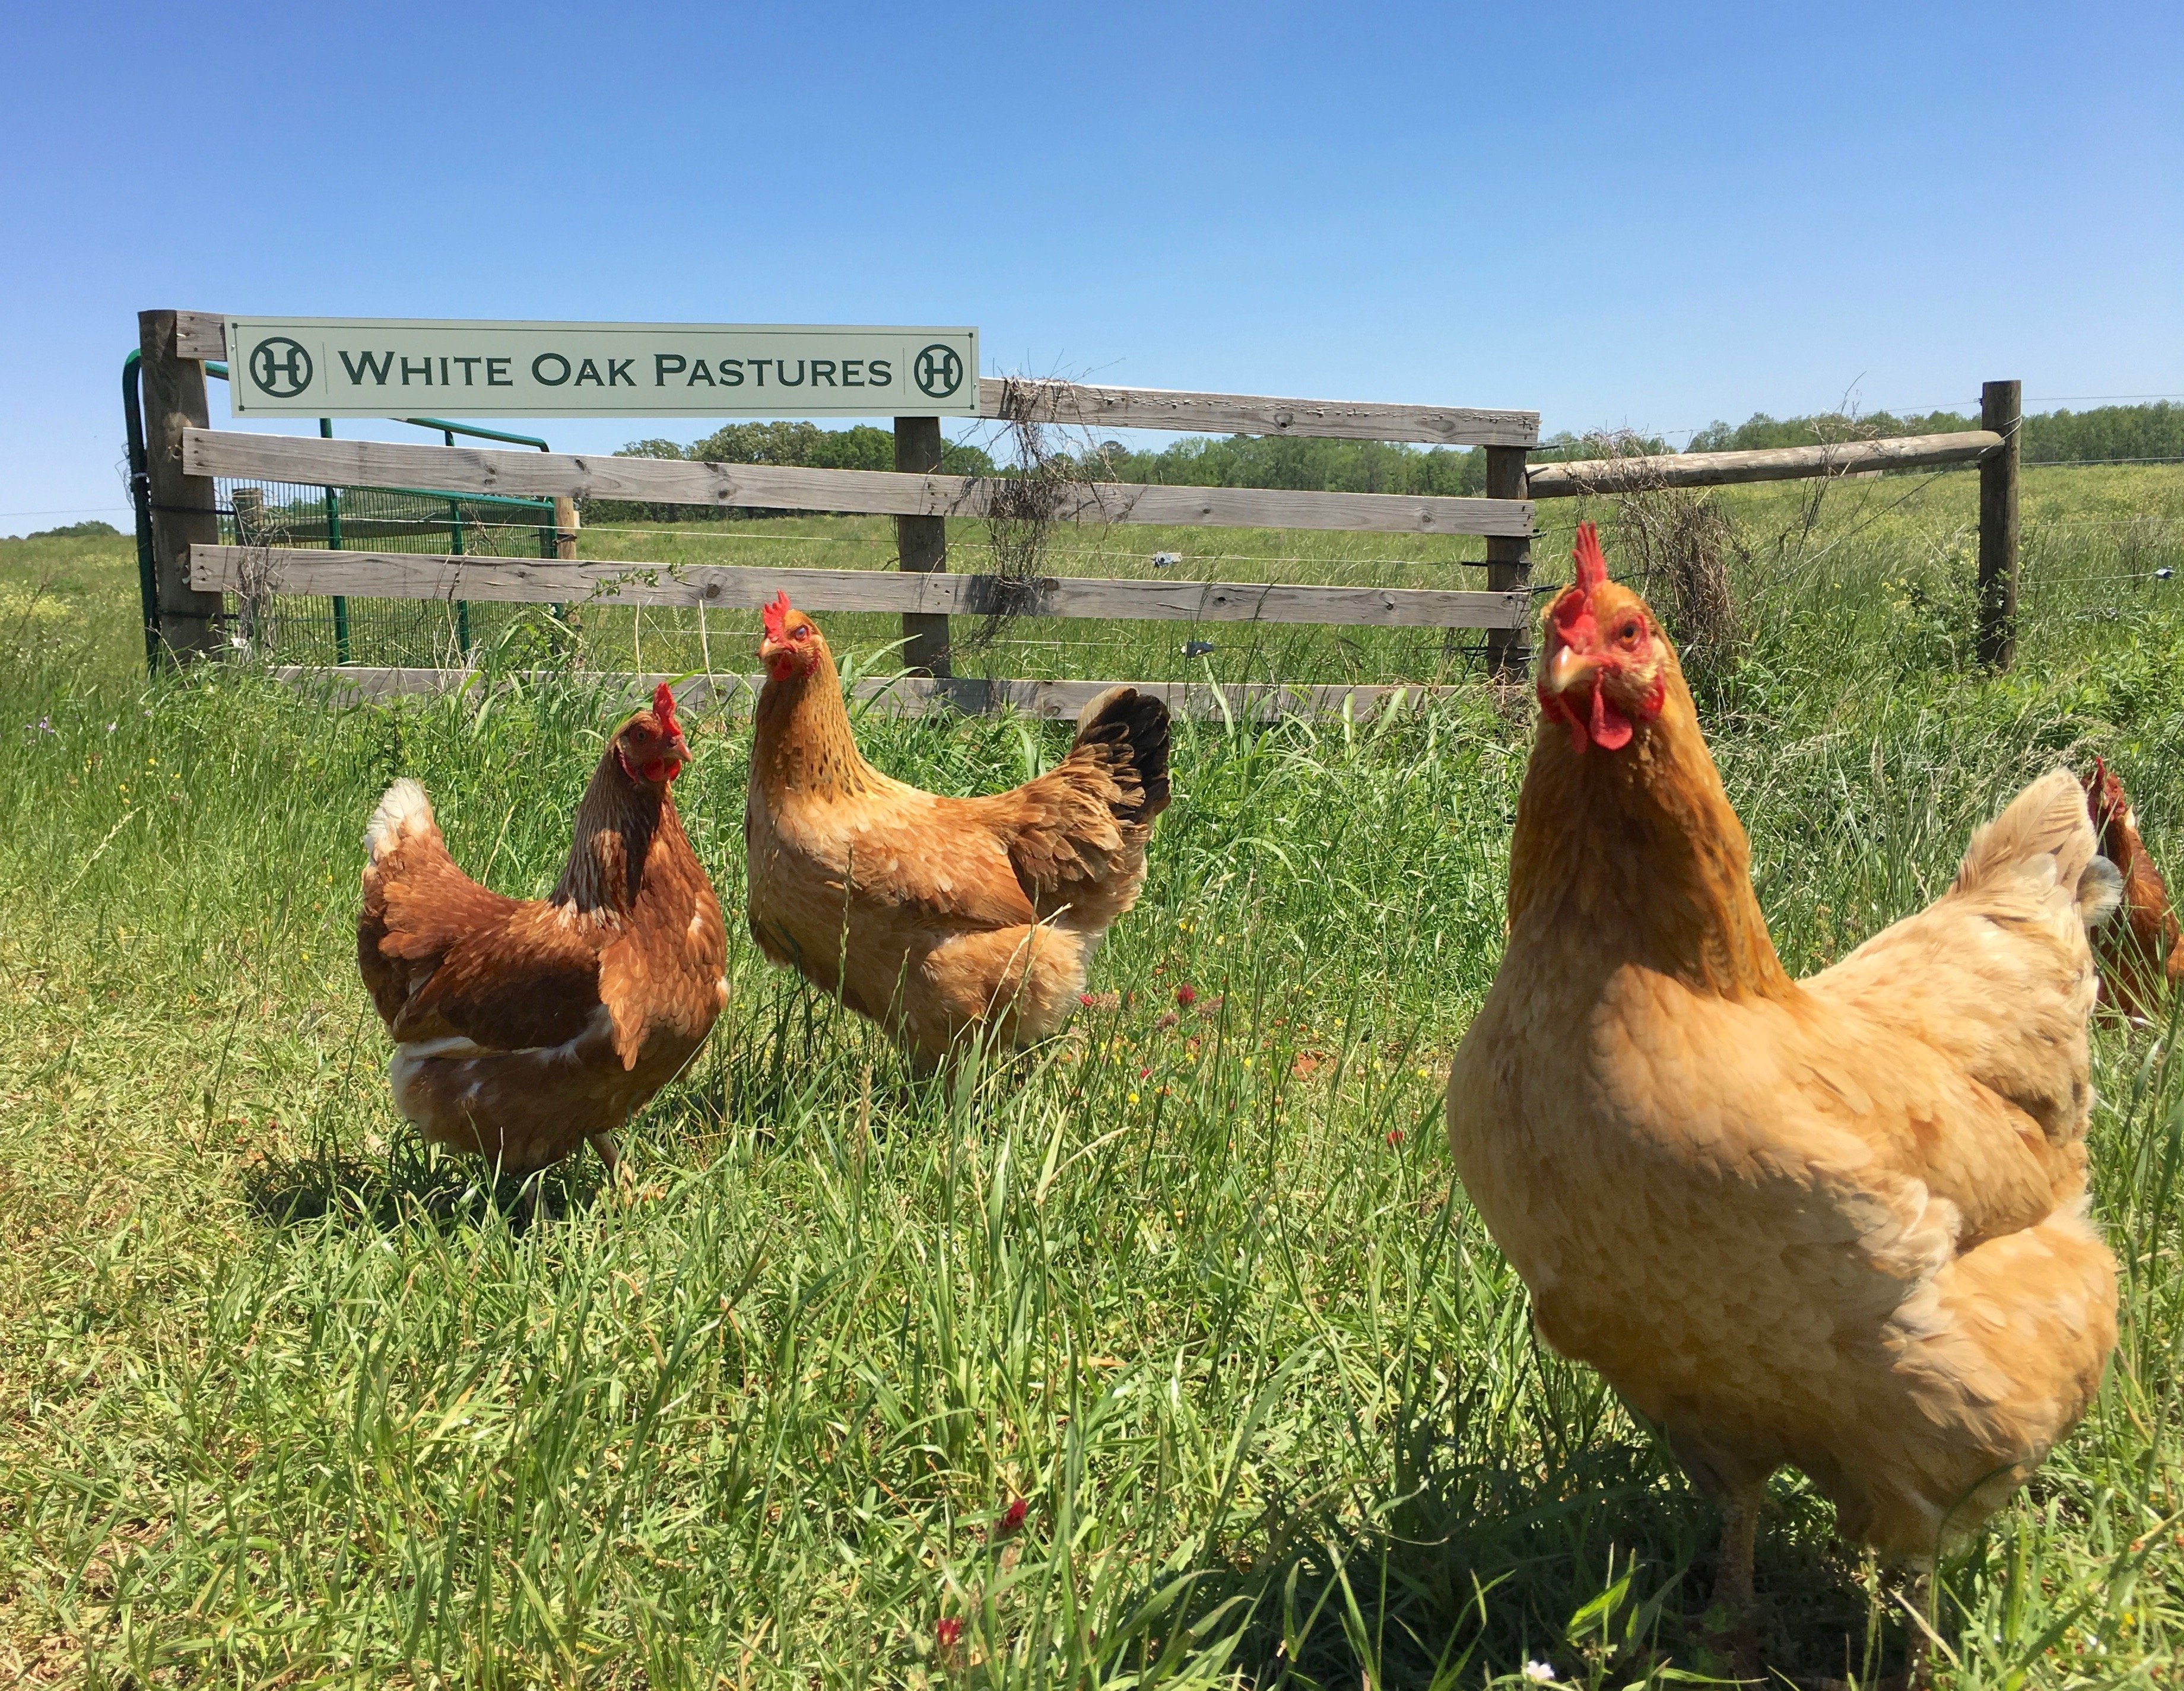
914, 343, 964, 399
249, 337, 315, 399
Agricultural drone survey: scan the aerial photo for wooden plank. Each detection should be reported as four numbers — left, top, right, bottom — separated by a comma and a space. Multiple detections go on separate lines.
1977, 382, 2020, 668
192, 546, 1534, 629
1525, 431, 2001, 499
271, 665, 1464, 722
981, 377, 1538, 448
185, 429, 1535, 538
173, 311, 228, 361
1074, 481, 1531, 535
139, 312, 224, 660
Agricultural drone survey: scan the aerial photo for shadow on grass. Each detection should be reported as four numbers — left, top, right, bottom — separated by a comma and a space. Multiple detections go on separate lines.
238, 1134, 615, 1237
1178, 1432, 1918, 1689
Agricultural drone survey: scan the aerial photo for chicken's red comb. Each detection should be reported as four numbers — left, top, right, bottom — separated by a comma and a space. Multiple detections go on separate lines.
761, 590, 792, 641
652, 680, 680, 730
1572, 522, 1609, 592
2088, 754, 2123, 811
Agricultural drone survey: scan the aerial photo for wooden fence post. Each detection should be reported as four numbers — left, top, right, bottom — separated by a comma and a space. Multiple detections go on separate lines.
138, 309, 225, 662
1977, 379, 2020, 669
894, 416, 951, 677
1483, 444, 1531, 678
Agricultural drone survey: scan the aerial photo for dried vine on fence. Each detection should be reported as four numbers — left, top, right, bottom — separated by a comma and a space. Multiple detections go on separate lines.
963, 379, 1120, 649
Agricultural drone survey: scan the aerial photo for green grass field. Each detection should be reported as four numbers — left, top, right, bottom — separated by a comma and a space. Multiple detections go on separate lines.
2, 465, 2181, 1687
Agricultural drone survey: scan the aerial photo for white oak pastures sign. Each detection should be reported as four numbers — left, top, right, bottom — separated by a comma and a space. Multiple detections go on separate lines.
223, 318, 980, 419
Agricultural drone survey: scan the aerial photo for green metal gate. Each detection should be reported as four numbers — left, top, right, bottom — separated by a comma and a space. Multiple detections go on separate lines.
125, 352, 564, 670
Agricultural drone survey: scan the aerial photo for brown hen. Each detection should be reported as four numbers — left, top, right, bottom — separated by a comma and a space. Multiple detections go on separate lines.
1446, 524, 2120, 1621
358, 684, 728, 1179
744, 593, 1168, 1067
2083, 755, 2183, 1020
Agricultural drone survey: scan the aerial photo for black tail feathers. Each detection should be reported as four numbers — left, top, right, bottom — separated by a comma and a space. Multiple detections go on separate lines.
1073, 686, 1172, 824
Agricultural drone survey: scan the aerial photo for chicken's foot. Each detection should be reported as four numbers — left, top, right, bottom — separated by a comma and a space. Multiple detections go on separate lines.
1810, 1563, 1937, 1691
1893, 1567, 1937, 1691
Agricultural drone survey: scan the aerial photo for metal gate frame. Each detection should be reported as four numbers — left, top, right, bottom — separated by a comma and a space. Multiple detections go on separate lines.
123, 351, 563, 673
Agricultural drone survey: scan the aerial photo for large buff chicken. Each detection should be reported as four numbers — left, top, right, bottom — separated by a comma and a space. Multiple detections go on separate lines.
1446, 525, 2120, 1633
358, 684, 728, 1184
744, 593, 1169, 1067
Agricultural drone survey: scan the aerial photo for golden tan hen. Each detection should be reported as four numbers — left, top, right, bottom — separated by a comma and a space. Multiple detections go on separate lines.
1446, 524, 2120, 1622
358, 684, 728, 1181
743, 593, 1169, 1067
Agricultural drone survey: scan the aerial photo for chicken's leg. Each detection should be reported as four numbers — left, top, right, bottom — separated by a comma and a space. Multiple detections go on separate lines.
1668, 1432, 1767, 1675
1669, 1432, 1767, 1618
1715, 1482, 1760, 1617
589, 1132, 621, 1178
1706, 1480, 1768, 1683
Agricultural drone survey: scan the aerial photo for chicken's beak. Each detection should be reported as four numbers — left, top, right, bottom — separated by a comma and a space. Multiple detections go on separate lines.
760, 636, 804, 682
1541, 643, 1599, 698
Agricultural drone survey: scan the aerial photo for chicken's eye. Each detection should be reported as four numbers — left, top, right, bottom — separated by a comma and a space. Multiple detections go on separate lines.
791, 627, 811, 642
1617, 620, 1643, 646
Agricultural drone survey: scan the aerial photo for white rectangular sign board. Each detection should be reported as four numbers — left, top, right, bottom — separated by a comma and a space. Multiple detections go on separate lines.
223, 318, 979, 418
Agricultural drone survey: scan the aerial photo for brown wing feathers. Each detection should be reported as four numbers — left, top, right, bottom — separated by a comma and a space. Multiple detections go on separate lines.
359, 785, 610, 1051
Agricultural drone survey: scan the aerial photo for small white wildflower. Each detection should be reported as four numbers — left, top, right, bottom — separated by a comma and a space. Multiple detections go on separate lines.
1521, 1663, 1556, 1684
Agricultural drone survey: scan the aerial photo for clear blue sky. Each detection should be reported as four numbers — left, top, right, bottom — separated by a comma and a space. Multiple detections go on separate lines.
4, 1, 2178, 533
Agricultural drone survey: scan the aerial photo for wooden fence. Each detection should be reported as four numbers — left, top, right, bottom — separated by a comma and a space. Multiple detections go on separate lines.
138, 310, 2021, 714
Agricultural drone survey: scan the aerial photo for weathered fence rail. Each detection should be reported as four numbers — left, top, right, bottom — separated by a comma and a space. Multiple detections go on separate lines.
1525, 430, 2003, 498
977, 376, 1538, 448
183, 430, 1534, 538
275, 665, 1457, 723
192, 546, 1531, 630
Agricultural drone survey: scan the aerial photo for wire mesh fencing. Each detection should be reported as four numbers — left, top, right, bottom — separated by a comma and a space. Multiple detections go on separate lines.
214, 476, 562, 667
